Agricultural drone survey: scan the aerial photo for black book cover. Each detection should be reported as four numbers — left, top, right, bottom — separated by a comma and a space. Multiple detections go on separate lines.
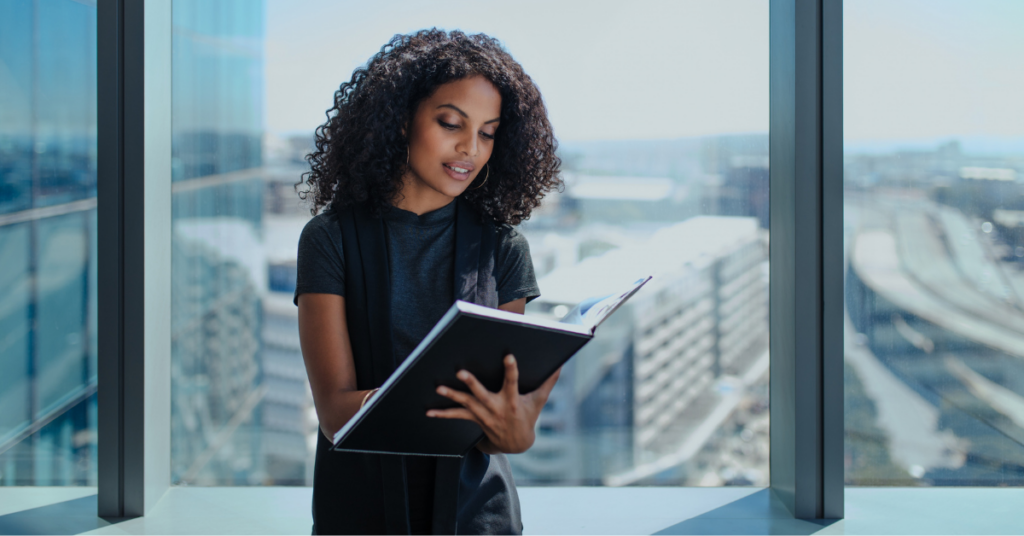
332, 276, 650, 456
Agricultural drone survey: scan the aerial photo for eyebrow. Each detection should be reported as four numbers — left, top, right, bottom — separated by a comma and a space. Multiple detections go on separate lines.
436, 104, 500, 124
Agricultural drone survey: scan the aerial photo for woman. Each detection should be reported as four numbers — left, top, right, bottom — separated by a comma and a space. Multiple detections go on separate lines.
293, 29, 562, 535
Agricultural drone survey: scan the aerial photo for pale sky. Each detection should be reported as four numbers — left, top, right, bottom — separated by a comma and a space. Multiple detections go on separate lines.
844, 0, 1024, 143
265, 0, 769, 142
265, 0, 1024, 144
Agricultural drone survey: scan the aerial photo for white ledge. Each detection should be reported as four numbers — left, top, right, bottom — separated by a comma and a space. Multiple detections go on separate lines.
0, 486, 1022, 535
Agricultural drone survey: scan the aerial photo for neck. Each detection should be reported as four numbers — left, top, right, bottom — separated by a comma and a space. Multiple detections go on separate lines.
394, 176, 454, 215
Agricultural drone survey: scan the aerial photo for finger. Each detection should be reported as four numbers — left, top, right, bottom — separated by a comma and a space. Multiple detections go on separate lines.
543, 366, 562, 387
502, 354, 520, 400
437, 384, 492, 418
531, 366, 563, 402
426, 407, 481, 425
455, 370, 500, 412
435, 386, 499, 431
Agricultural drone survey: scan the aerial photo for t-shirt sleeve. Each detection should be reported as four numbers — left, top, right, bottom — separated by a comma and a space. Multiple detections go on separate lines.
293, 213, 346, 305
495, 225, 540, 305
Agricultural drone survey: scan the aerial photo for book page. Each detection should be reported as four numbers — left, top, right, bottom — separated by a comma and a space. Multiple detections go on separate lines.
560, 276, 652, 330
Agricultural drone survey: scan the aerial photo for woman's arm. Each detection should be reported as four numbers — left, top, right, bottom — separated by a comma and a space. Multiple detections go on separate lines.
297, 293, 378, 439
497, 297, 527, 315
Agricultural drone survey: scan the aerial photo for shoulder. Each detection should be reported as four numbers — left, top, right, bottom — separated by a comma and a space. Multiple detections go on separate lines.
458, 199, 531, 254
297, 209, 347, 270
492, 222, 534, 274
299, 208, 344, 244
495, 223, 530, 252
294, 211, 348, 304
490, 223, 540, 304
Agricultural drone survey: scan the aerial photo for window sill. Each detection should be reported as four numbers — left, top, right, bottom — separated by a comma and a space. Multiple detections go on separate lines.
0, 486, 1021, 535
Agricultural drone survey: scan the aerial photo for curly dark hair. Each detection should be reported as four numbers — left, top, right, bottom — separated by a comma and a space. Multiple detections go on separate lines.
296, 29, 562, 225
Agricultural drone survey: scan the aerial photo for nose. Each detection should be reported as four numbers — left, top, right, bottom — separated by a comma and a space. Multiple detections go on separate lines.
455, 130, 478, 157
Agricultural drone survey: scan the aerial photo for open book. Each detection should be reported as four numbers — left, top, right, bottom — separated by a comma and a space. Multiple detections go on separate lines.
558, 276, 652, 328
332, 276, 652, 456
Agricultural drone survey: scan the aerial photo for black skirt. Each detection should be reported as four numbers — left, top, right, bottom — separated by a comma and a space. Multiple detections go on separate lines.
311, 431, 523, 535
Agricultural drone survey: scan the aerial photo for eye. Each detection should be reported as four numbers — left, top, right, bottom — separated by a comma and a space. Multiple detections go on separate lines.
438, 120, 458, 130
480, 131, 495, 141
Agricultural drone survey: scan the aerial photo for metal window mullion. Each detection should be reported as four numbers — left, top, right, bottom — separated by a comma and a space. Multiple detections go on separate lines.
820, 0, 844, 520
769, 0, 844, 520
97, 0, 125, 517
98, 0, 171, 518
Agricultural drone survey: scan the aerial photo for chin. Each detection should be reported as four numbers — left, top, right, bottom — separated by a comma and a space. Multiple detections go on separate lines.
432, 178, 471, 198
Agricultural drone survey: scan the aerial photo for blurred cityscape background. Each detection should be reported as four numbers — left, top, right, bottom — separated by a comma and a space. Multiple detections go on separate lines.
1, 0, 1022, 491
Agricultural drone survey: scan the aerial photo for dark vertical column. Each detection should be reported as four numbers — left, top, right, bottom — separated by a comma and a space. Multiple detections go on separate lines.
97, 0, 125, 518
97, 0, 171, 518
820, 0, 844, 520
769, 0, 844, 519
120, 0, 146, 516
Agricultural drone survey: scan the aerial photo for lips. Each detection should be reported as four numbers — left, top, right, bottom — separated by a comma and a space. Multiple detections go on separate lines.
443, 162, 474, 181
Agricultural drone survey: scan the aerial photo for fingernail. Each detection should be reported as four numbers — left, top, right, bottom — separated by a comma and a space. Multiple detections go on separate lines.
437, 386, 447, 395
507, 355, 516, 364
426, 411, 435, 417
457, 370, 468, 380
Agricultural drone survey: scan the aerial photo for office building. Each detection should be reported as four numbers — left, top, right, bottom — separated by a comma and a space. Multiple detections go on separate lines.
512, 216, 769, 486
168, 0, 268, 484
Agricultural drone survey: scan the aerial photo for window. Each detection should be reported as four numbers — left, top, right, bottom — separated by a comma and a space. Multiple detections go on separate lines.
170, 0, 267, 485
844, 0, 1024, 486
169, 0, 770, 488
0, 0, 98, 486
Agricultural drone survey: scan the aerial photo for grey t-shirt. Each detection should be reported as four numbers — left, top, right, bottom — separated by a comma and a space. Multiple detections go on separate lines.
293, 199, 539, 533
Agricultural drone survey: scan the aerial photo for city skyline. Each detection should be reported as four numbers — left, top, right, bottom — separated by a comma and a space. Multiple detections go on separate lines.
3, 0, 1024, 492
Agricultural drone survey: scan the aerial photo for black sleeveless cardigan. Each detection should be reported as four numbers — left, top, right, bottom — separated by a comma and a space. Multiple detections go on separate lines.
311, 198, 519, 535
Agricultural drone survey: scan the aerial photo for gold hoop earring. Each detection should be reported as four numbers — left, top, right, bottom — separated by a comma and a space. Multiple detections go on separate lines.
470, 164, 489, 190
406, 146, 410, 166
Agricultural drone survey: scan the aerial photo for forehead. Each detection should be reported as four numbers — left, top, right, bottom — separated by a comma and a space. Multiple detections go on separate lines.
423, 75, 501, 117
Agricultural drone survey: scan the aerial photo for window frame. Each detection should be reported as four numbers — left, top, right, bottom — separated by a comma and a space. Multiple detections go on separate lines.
97, 0, 172, 518
96, 0, 844, 520
768, 0, 844, 519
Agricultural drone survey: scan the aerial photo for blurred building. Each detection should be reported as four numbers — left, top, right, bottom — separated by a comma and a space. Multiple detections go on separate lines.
261, 212, 320, 486
512, 216, 769, 486
261, 291, 316, 486
169, 0, 269, 485
0, 0, 99, 486
558, 173, 689, 226
846, 198, 1024, 485
712, 158, 769, 229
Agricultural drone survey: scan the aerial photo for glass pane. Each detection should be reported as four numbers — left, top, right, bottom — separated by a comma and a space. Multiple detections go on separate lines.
845, 0, 1024, 486
35, 0, 98, 207
35, 213, 91, 416
0, 0, 98, 486
174, 0, 769, 487
0, 1, 33, 214
0, 223, 32, 442
170, 0, 267, 485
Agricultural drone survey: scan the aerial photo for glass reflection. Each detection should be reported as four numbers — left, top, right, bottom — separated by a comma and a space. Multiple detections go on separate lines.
170, 0, 268, 485
844, 0, 1024, 486
0, 0, 98, 486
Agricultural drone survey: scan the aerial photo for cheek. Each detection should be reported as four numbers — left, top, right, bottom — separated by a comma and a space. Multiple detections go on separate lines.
410, 127, 445, 165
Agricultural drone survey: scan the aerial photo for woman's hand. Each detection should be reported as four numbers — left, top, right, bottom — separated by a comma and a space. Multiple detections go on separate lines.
427, 354, 561, 454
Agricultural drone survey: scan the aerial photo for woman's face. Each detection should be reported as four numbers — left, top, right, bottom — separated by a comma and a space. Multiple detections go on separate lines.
403, 75, 502, 205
